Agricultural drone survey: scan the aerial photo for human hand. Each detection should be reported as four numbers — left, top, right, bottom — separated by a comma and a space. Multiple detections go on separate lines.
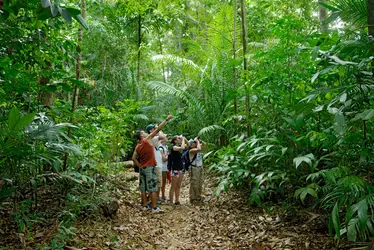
166, 115, 174, 121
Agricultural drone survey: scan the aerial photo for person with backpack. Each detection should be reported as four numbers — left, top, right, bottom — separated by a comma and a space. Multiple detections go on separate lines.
159, 135, 168, 202
188, 137, 206, 204
132, 115, 174, 213
168, 135, 188, 205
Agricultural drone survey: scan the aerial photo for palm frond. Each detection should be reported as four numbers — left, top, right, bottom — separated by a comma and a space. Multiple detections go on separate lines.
133, 114, 149, 121
322, 176, 369, 209
151, 54, 201, 72
198, 125, 226, 137
321, 0, 367, 27
146, 81, 206, 116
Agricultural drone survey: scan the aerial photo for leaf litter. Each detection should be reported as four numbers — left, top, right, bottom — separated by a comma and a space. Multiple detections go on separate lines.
69, 170, 352, 250
0, 170, 355, 249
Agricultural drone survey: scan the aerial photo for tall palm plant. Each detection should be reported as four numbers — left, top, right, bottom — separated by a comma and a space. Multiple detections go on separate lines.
320, 0, 367, 27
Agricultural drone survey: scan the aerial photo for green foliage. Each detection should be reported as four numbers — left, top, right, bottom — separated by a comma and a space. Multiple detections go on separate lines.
1, 0, 374, 244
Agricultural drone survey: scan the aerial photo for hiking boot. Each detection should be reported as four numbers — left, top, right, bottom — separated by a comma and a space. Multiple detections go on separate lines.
174, 201, 181, 205
152, 207, 164, 214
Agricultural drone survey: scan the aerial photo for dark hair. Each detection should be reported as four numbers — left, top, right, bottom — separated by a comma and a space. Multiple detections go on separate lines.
135, 130, 142, 141
170, 136, 178, 145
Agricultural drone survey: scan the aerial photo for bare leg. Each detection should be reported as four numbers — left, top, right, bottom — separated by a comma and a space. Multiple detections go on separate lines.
141, 192, 147, 207
161, 172, 167, 198
175, 175, 183, 203
169, 176, 177, 203
151, 192, 157, 209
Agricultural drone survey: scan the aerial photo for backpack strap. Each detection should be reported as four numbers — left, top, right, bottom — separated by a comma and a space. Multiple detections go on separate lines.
190, 152, 197, 166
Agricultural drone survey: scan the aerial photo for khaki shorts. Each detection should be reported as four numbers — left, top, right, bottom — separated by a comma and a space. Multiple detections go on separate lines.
155, 167, 162, 187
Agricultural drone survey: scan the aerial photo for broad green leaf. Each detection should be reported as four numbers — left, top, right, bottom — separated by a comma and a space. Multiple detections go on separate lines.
329, 55, 357, 65
0, 186, 16, 203
311, 71, 320, 83
319, 2, 340, 11
313, 105, 324, 112
334, 113, 346, 136
50, 3, 58, 16
8, 107, 20, 129
281, 147, 287, 156
65, 7, 81, 16
215, 179, 228, 196
60, 8, 72, 23
295, 187, 318, 203
332, 202, 340, 239
293, 153, 314, 169
339, 93, 347, 103
347, 218, 358, 241
353, 109, 374, 121
74, 15, 89, 29
41, 0, 51, 8
228, 59, 242, 67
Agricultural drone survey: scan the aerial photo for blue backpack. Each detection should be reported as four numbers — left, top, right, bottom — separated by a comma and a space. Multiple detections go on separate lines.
182, 150, 197, 171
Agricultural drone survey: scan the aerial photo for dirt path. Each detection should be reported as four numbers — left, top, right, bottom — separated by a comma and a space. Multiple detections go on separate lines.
70, 171, 347, 250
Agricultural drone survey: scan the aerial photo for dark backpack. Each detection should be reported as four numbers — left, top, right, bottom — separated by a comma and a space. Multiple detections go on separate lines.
167, 151, 173, 171
182, 150, 197, 171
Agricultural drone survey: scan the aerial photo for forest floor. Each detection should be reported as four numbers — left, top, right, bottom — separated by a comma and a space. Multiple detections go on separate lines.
65, 170, 353, 250
1, 169, 358, 249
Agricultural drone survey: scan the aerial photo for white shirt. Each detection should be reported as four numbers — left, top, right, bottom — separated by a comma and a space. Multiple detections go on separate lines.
152, 136, 162, 168
159, 144, 168, 171
190, 152, 203, 167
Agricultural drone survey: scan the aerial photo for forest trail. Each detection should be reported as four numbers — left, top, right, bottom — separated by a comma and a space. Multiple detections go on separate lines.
70, 170, 343, 250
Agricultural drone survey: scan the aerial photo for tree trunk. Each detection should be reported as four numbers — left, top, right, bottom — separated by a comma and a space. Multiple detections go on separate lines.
64, 0, 86, 170
233, 0, 238, 114
182, 0, 190, 53
71, 0, 86, 133
38, 32, 54, 107
158, 33, 166, 83
318, 0, 328, 32
38, 73, 54, 106
137, 15, 141, 87
240, 0, 251, 136
367, 0, 374, 73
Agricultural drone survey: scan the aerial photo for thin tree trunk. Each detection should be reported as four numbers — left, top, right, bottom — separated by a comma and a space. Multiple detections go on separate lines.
38, 31, 54, 107
318, 0, 328, 33
233, 0, 238, 114
240, 0, 251, 136
64, 0, 86, 170
366, 0, 374, 149
137, 15, 141, 87
158, 34, 166, 83
182, 0, 190, 53
38, 71, 54, 106
367, 0, 374, 73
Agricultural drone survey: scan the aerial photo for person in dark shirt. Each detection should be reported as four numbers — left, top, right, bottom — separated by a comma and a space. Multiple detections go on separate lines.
168, 135, 188, 205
